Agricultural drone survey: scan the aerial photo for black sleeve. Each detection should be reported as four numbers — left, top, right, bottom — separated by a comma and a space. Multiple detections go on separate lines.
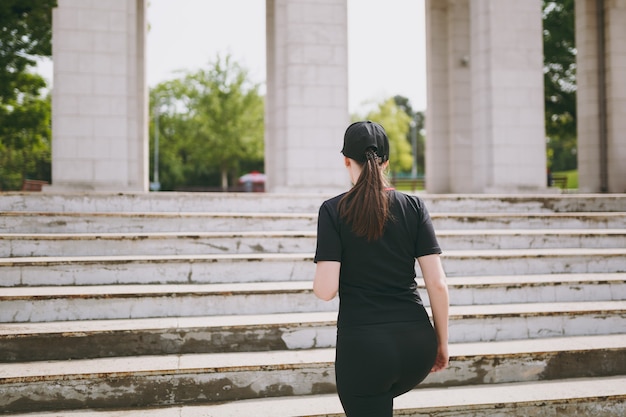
314, 201, 342, 263
414, 198, 442, 258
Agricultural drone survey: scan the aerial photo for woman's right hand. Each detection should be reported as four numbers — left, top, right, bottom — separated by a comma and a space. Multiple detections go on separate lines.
418, 254, 450, 373
430, 343, 449, 373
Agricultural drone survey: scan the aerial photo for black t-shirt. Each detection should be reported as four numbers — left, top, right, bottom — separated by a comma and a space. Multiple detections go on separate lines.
314, 190, 442, 328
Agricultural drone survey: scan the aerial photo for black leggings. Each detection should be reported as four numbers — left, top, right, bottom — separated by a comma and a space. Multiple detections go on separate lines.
335, 320, 438, 417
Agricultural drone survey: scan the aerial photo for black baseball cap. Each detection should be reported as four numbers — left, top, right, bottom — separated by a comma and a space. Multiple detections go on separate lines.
341, 120, 389, 163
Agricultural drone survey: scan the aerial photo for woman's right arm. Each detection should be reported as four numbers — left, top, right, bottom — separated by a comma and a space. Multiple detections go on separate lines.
417, 253, 449, 372
313, 261, 340, 301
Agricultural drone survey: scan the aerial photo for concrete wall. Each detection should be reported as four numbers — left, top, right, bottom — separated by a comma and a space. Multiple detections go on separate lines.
265, 0, 349, 193
576, 0, 626, 193
425, 0, 471, 193
49, 0, 148, 192
426, 0, 546, 193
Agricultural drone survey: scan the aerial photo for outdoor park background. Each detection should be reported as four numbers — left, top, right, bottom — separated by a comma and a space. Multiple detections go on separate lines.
1, 0, 577, 192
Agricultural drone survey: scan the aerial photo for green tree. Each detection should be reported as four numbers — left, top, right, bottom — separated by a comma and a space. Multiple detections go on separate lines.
150, 55, 264, 191
393, 95, 425, 176
0, 0, 55, 190
0, 0, 56, 101
543, 0, 577, 172
0, 85, 51, 190
365, 98, 413, 176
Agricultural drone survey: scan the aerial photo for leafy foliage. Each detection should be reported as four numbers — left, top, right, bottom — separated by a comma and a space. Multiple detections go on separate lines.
394, 95, 425, 176
364, 98, 414, 176
543, 0, 577, 171
150, 55, 264, 191
0, 0, 55, 101
0, 0, 55, 190
0, 86, 51, 191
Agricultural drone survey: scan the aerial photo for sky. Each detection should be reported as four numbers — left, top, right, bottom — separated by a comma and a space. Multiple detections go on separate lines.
39, 0, 427, 115
147, 0, 427, 114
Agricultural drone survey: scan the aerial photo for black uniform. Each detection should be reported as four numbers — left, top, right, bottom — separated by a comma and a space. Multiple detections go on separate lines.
314, 190, 442, 417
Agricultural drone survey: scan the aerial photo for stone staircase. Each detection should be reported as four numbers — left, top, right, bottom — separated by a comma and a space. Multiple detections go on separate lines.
0, 192, 625, 416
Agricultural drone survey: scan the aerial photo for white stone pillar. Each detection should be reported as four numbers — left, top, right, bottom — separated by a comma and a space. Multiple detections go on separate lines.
265, 0, 349, 193
49, 0, 148, 192
605, 0, 626, 193
470, 0, 546, 193
425, 0, 471, 193
425, 0, 451, 193
426, 0, 546, 193
576, 0, 626, 193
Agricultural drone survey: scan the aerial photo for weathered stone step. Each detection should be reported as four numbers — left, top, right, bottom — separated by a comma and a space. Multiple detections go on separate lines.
0, 211, 319, 233
433, 212, 626, 230
0, 282, 336, 323
3, 211, 626, 233
2, 248, 625, 287
439, 228, 626, 250
419, 272, 626, 305
1, 192, 622, 416
3, 192, 625, 213
3, 229, 626, 257
0, 192, 330, 214
2, 301, 624, 360
443, 247, 626, 276
0, 253, 316, 287
2, 274, 625, 323
7, 375, 625, 417
0, 335, 623, 414
204, 376, 626, 417
0, 231, 317, 257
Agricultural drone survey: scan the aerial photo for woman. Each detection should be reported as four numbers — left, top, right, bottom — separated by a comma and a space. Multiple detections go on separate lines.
313, 120, 449, 417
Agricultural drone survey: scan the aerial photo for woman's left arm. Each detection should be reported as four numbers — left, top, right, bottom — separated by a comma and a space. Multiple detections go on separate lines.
313, 261, 340, 301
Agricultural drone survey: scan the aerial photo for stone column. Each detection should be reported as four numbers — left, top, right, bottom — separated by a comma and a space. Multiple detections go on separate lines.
265, 0, 349, 193
425, 0, 471, 193
576, 0, 626, 193
425, 0, 546, 193
49, 0, 148, 192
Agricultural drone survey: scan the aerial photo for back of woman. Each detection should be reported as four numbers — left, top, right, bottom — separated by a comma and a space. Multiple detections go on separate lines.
313, 121, 450, 417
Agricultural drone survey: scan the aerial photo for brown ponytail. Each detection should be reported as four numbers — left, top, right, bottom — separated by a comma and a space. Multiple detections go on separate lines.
338, 149, 391, 241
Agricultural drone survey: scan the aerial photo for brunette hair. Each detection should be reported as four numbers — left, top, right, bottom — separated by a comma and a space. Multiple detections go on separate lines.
338, 148, 391, 241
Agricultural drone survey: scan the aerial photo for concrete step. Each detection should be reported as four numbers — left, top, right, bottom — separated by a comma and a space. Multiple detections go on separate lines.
1, 335, 624, 414
1, 274, 625, 323
3, 211, 626, 233
443, 247, 626, 276
0, 231, 318, 257
2, 301, 624, 360
2, 248, 625, 287
439, 228, 626, 249
0, 211, 319, 233
0, 282, 337, 322
0, 253, 317, 287
0, 192, 330, 214
200, 376, 626, 417
3, 192, 626, 213
1, 192, 623, 416
3, 229, 626, 257
420, 272, 626, 305
433, 212, 626, 230
6, 376, 625, 417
